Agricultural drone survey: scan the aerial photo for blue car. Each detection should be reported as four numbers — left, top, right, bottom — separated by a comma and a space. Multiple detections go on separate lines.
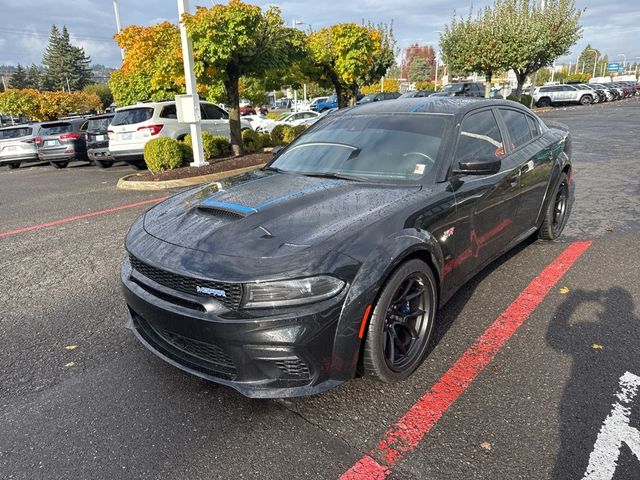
312, 94, 338, 112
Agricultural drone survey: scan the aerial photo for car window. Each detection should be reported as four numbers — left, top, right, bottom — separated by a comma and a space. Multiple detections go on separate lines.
0, 126, 32, 139
454, 110, 504, 162
500, 109, 533, 149
202, 103, 227, 120
41, 122, 73, 135
112, 108, 154, 126
87, 117, 113, 132
526, 116, 541, 138
160, 105, 177, 119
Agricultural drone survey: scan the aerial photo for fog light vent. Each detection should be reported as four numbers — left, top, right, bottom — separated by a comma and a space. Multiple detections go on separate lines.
274, 358, 310, 379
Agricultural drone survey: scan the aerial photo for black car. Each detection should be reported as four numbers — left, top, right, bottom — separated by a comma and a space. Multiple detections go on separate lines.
399, 90, 435, 98
36, 118, 89, 168
86, 113, 115, 168
431, 82, 485, 97
357, 92, 402, 104
121, 98, 572, 398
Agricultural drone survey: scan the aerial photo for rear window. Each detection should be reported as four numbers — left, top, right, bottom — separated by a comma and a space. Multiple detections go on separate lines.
88, 117, 113, 132
500, 109, 533, 149
41, 123, 73, 135
0, 127, 32, 139
112, 108, 154, 126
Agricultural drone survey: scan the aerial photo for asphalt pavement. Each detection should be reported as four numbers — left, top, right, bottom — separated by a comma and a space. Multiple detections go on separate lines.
1, 99, 639, 480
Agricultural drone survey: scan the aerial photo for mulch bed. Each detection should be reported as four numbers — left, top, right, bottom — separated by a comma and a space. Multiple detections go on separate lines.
128, 152, 271, 182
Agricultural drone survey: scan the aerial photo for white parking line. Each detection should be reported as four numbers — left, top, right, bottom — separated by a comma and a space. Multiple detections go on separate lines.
582, 371, 640, 479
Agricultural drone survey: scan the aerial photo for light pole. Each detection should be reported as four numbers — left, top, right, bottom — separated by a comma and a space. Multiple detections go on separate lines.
433, 30, 442, 89
113, 0, 124, 60
291, 20, 309, 106
635, 57, 640, 77
618, 54, 627, 71
587, 49, 598, 79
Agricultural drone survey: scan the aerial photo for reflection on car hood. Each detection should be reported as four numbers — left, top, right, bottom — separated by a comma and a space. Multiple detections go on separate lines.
143, 170, 421, 258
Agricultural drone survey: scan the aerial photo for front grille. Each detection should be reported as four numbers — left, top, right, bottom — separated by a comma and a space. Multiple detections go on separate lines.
154, 326, 236, 372
130, 255, 242, 309
274, 358, 311, 379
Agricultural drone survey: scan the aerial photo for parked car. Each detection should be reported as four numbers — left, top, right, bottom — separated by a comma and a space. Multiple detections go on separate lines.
121, 97, 572, 398
431, 82, 485, 97
0, 123, 44, 169
108, 100, 252, 169
533, 84, 595, 107
357, 92, 401, 104
572, 84, 604, 103
589, 83, 617, 102
36, 118, 90, 169
314, 95, 338, 112
257, 110, 320, 133
241, 114, 272, 131
86, 113, 115, 168
399, 90, 434, 98
240, 105, 257, 116
308, 96, 329, 111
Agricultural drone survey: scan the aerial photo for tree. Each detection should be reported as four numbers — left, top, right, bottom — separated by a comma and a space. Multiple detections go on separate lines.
408, 57, 430, 83
402, 43, 436, 79
577, 44, 599, 76
83, 83, 114, 110
441, 7, 511, 97
497, 0, 583, 98
41, 25, 93, 91
0, 89, 100, 121
25, 64, 41, 90
9, 65, 28, 89
183, 0, 305, 155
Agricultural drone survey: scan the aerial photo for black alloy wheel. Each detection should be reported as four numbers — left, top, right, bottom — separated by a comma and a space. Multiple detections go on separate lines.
363, 259, 437, 382
537, 97, 551, 108
579, 95, 592, 106
51, 161, 69, 169
129, 160, 147, 170
96, 160, 114, 168
539, 172, 569, 240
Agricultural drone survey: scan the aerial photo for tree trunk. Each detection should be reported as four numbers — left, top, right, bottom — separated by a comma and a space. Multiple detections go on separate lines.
349, 84, 359, 106
484, 72, 492, 98
513, 69, 528, 100
224, 73, 244, 156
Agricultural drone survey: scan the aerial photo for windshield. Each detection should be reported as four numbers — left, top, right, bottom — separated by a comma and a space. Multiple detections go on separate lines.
0, 126, 32, 139
41, 123, 73, 135
270, 114, 447, 183
112, 107, 153, 126
442, 84, 465, 93
88, 117, 113, 132
359, 94, 377, 103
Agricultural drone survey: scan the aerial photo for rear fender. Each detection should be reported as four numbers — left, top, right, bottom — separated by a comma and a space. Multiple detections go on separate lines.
327, 229, 444, 381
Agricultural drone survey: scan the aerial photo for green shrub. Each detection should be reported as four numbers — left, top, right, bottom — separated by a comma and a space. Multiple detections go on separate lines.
180, 141, 193, 164
242, 129, 264, 153
507, 94, 532, 108
259, 132, 273, 148
144, 137, 185, 173
270, 124, 287, 145
184, 131, 231, 159
282, 124, 308, 144
266, 112, 281, 120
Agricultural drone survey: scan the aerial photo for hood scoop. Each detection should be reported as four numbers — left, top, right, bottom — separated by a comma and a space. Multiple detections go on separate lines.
196, 199, 257, 220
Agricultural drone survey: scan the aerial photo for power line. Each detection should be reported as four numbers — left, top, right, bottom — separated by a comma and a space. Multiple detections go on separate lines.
0, 27, 115, 43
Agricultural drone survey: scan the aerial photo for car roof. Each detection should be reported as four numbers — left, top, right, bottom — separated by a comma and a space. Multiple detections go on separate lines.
345, 97, 521, 116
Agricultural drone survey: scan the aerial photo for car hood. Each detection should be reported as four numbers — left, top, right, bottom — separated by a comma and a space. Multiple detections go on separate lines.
143, 170, 421, 258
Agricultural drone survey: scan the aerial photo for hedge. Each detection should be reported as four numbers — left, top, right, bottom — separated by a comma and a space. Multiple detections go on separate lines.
184, 131, 231, 159
506, 94, 533, 108
144, 137, 186, 173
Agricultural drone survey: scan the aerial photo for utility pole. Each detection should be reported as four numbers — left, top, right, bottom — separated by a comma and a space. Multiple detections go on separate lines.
177, 0, 206, 167
113, 0, 124, 60
587, 49, 598, 79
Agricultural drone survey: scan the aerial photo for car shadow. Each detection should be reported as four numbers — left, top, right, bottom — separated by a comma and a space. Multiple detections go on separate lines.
546, 286, 639, 479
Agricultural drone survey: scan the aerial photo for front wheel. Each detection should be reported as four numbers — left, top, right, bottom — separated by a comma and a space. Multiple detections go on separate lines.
579, 95, 592, 105
51, 161, 69, 169
363, 259, 437, 383
7, 162, 20, 169
128, 160, 147, 170
537, 97, 551, 108
539, 172, 569, 241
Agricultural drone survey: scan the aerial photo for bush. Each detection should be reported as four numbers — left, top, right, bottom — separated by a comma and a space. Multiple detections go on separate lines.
282, 124, 308, 144
184, 131, 231, 159
144, 137, 186, 173
266, 112, 281, 120
507, 94, 532, 108
242, 128, 264, 153
259, 132, 273, 148
270, 124, 287, 145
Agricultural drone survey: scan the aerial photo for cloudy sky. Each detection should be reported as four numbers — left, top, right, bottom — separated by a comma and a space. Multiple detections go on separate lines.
1, 0, 638, 68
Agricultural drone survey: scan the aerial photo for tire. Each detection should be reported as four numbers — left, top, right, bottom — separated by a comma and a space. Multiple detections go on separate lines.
537, 97, 551, 108
51, 161, 69, 169
129, 160, 147, 170
539, 172, 569, 241
96, 160, 114, 168
7, 162, 20, 169
363, 259, 438, 383
579, 95, 592, 106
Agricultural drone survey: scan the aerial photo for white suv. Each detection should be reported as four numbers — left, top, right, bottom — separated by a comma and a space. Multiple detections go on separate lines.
108, 100, 252, 169
533, 85, 594, 108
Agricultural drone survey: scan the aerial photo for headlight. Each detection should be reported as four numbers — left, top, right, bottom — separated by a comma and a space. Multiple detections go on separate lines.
243, 276, 345, 308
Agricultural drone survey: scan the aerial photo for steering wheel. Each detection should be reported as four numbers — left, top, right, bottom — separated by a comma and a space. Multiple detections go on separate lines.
401, 151, 435, 168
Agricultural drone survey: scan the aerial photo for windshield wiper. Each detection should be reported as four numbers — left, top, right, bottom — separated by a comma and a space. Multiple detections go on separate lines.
296, 171, 368, 182
262, 166, 291, 174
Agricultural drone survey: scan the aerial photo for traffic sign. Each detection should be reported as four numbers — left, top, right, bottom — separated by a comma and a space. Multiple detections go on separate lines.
607, 63, 621, 72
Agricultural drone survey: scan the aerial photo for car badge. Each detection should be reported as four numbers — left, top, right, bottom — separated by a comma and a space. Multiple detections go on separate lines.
441, 227, 455, 241
196, 286, 227, 297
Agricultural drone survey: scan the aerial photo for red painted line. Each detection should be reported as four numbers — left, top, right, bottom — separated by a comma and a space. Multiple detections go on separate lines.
0, 196, 166, 239
341, 241, 592, 479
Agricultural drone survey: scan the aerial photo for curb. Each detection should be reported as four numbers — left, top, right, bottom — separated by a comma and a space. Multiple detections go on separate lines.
116, 164, 266, 191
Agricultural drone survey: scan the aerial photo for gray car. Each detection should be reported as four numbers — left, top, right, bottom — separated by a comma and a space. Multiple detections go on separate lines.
534, 84, 594, 107
0, 123, 44, 169
36, 118, 90, 169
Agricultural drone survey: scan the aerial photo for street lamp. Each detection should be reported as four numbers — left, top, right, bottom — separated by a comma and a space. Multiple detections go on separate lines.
586, 49, 598, 79
113, 0, 124, 60
618, 54, 626, 70
291, 20, 309, 105
433, 30, 442, 89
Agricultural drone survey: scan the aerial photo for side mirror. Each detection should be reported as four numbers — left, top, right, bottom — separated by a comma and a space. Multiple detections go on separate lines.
453, 157, 501, 175
272, 145, 285, 156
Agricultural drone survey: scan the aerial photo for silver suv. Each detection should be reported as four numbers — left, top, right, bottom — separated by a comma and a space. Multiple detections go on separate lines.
0, 123, 44, 169
534, 84, 595, 108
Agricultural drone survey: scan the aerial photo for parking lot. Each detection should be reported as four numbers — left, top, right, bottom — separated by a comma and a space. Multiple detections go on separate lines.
1, 98, 639, 479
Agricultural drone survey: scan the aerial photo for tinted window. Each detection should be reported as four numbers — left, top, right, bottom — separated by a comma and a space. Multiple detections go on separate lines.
0, 127, 32, 139
271, 114, 447, 182
527, 116, 541, 138
87, 117, 113, 132
41, 122, 73, 135
111, 108, 154, 126
500, 109, 533, 149
202, 103, 227, 120
160, 105, 177, 119
455, 110, 504, 162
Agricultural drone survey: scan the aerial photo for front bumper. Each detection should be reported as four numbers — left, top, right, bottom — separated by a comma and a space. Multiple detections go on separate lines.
121, 257, 351, 398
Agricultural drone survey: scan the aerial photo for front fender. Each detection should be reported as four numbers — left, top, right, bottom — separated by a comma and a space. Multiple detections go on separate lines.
327, 229, 444, 381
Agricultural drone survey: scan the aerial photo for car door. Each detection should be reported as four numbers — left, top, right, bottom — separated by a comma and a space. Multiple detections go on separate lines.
496, 108, 552, 235
202, 103, 229, 136
447, 108, 521, 287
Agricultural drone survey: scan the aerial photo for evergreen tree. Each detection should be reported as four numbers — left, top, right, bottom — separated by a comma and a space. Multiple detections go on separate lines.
25, 64, 41, 89
408, 57, 431, 83
41, 25, 93, 91
9, 64, 28, 88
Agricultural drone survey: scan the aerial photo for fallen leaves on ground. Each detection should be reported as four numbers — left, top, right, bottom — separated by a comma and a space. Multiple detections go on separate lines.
559, 287, 570, 294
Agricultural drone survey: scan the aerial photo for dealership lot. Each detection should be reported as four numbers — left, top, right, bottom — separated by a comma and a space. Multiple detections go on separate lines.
1, 99, 639, 479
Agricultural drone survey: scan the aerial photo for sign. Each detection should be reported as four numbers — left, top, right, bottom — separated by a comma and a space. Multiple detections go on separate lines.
607, 63, 622, 73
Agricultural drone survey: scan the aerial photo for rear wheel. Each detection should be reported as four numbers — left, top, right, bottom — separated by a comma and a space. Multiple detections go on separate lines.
539, 172, 569, 241
363, 259, 437, 383
96, 160, 114, 168
51, 161, 69, 169
537, 97, 551, 108
579, 95, 592, 105
129, 160, 147, 170
7, 162, 20, 169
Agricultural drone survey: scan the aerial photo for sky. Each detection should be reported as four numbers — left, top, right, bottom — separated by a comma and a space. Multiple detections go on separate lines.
0, 0, 638, 69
